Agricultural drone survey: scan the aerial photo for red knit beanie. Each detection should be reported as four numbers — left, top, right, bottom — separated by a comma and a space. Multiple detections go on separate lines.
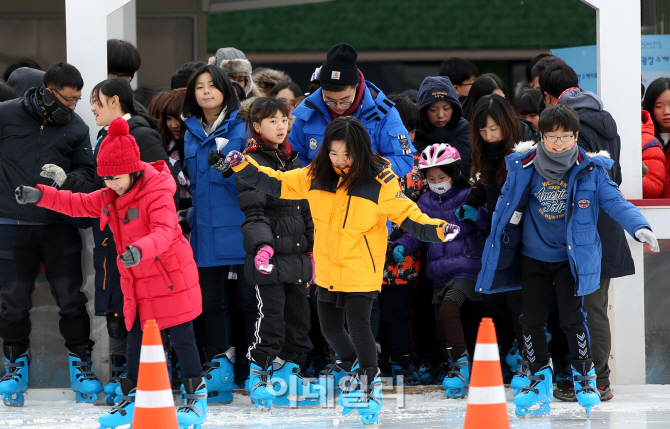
97, 117, 142, 177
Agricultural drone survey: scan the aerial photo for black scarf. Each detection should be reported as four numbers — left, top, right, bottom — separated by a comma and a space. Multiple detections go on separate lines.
482, 141, 507, 162
33, 86, 73, 125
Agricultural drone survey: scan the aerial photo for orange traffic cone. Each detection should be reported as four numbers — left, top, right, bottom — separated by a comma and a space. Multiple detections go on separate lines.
132, 319, 178, 429
463, 317, 510, 429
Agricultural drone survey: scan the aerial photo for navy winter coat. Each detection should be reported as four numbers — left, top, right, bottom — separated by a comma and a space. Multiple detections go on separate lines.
475, 141, 650, 297
183, 112, 247, 267
395, 185, 489, 286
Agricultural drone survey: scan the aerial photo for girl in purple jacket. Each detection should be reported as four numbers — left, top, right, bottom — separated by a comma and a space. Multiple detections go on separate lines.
392, 143, 488, 398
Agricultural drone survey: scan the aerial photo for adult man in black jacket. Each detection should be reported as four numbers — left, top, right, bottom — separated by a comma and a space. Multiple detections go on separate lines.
542, 62, 629, 401
0, 63, 100, 404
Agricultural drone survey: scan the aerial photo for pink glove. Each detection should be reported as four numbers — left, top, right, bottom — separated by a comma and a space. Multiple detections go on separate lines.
254, 245, 274, 274
225, 150, 245, 167
443, 223, 460, 242
306, 252, 316, 281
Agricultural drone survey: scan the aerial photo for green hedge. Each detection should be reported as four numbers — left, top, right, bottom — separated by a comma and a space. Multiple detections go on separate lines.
208, 0, 596, 52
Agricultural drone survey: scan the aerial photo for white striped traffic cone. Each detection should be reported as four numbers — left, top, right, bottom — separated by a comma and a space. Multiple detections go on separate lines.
463, 317, 510, 428
132, 319, 178, 428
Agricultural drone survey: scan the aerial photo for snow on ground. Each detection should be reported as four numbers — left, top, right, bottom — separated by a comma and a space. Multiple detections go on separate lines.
1, 386, 670, 428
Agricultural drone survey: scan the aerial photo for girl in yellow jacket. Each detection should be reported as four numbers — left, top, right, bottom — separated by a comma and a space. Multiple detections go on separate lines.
209, 116, 458, 423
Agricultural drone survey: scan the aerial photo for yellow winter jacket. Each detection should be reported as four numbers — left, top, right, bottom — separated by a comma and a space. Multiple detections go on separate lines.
232, 157, 447, 292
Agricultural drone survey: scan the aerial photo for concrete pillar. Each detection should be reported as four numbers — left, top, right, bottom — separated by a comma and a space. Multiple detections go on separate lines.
581, 0, 645, 385
107, 0, 138, 89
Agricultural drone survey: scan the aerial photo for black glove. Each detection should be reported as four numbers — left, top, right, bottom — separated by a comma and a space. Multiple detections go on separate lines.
208, 149, 234, 178
15, 186, 43, 204
120, 245, 142, 268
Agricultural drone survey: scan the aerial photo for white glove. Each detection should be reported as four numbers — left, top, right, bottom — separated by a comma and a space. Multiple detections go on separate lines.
635, 228, 659, 252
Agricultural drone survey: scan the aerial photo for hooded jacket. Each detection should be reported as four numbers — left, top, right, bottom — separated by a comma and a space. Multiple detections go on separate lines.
0, 88, 94, 224
475, 141, 650, 297
252, 68, 290, 95
7, 67, 45, 99
557, 88, 634, 279
183, 110, 247, 267
414, 76, 471, 177
231, 157, 449, 292
290, 81, 414, 177
394, 185, 489, 286
35, 161, 202, 331
237, 149, 314, 285
60, 114, 172, 317
641, 110, 665, 198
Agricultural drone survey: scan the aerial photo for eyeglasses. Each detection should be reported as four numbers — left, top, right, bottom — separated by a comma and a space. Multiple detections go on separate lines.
543, 134, 575, 143
109, 73, 134, 82
52, 88, 81, 105
323, 90, 356, 108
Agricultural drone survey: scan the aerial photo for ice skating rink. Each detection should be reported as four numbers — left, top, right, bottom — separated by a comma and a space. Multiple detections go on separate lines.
1, 386, 670, 428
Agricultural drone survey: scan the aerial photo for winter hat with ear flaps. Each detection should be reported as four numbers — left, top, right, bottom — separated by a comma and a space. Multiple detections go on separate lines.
319, 43, 360, 86
97, 117, 142, 177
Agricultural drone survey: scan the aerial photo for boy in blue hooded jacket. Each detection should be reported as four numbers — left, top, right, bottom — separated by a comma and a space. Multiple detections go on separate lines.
475, 104, 658, 417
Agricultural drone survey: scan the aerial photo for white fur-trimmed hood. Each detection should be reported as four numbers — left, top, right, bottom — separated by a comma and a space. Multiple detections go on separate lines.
512, 140, 610, 159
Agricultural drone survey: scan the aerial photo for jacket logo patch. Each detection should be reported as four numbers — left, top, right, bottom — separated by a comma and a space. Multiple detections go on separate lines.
331, 71, 341, 80
578, 199, 590, 209
398, 135, 411, 155
309, 138, 318, 150
396, 192, 407, 199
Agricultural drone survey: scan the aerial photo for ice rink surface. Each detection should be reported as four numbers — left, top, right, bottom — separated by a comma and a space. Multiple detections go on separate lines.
1, 386, 669, 428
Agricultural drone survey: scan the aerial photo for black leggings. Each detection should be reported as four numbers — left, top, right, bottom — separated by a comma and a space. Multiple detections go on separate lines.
318, 295, 377, 370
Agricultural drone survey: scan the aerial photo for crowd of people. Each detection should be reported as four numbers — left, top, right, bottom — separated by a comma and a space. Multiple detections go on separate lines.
0, 39, 662, 426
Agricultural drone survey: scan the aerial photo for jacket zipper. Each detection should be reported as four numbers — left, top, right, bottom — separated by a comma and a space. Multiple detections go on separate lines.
363, 236, 376, 272
342, 195, 352, 228
31, 125, 44, 222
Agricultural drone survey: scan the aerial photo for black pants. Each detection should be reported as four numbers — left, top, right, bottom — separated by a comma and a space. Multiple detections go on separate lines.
584, 278, 611, 386
126, 316, 201, 383
378, 283, 413, 357
248, 283, 312, 366
520, 256, 590, 372
194, 264, 255, 354
482, 289, 524, 352
318, 292, 377, 369
0, 224, 91, 357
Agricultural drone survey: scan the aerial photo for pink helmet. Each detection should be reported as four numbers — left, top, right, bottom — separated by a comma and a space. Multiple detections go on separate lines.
418, 143, 461, 170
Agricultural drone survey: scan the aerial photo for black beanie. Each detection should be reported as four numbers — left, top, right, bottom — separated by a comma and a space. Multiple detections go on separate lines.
319, 43, 360, 86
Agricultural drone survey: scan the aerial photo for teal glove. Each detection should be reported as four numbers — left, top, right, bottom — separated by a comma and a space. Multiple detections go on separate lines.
456, 205, 478, 222
393, 245, 405, 264
40, 164, 67, 187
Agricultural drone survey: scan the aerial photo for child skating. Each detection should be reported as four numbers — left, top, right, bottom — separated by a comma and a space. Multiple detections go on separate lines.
210, 116, 459, 425
475, 104, 659, 417
232, 97, 317, 409
393, 143, 488, 398
15, 118, 207, 429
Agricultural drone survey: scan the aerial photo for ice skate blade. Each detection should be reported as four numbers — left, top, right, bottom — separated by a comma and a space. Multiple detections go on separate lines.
361, 412, 379, 426
515, 403, 551, 417
2, 392, 24, 407
207, 390, 233, 404
445, 387, 466, 398
75, 391, 98, 404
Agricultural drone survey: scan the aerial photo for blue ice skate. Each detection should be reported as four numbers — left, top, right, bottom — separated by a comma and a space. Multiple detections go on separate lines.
177, 377, 207, 429
339, 368, 382, 426
271, 359, 320, 407
506, 340, 523, 374
572, 360, 600, 416
311, 359, 358, 404
103, 354, 126, 405
249, 361, 276, 410
202, 346, 235, 404
0, 347, 29, 407
389, 355, 420, 386
442, 348, 469, 399
510, 350, 530, 395
513, 363, 553, 416
69, 346, 103, 404
98, 378, 135, 429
